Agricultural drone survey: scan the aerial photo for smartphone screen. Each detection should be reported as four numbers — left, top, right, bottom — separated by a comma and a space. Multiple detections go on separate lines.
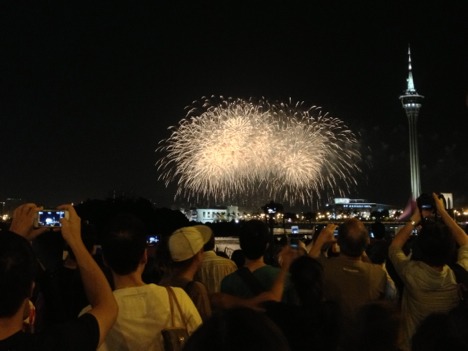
147, 235, 160, 245
290, 233, 300, 249
37, 211, 65, 227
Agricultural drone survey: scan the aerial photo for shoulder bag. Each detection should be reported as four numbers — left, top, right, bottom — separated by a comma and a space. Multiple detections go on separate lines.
161, 287, 190, 351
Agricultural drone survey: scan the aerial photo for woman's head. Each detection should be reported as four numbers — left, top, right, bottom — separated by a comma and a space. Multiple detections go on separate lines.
289, 255, 323, 307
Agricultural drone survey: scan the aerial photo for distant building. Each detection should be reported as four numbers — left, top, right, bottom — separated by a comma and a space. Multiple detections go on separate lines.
192, 205, 239, 223
327, 198, 400, 220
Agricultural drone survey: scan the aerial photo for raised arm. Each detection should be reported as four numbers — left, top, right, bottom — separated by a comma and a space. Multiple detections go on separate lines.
433, 193, 468, 247
58, 204, 118, 348
308, 224, 338, 258
390, 208, 420, 249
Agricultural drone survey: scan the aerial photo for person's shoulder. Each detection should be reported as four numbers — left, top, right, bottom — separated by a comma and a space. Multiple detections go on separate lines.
0, 331, 34, 351
186, 280, 208, 293
220, 269, 241, 290
256, 265, 280, 274
222, 269, 240, 282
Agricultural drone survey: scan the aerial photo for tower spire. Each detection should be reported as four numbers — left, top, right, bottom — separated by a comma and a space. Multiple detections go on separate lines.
406, 45, 416, 94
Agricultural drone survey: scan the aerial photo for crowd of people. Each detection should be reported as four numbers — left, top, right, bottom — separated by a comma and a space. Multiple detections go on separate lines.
1, 193, 468, 350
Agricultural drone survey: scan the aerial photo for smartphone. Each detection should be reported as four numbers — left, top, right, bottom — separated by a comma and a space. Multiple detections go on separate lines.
146, 235, 160, 245
290, 234, 300, 249
34, 210, 69, 228
291, 226, 299, 234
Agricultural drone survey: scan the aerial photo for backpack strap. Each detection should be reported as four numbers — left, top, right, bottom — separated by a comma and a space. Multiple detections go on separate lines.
236, 267, 267, 296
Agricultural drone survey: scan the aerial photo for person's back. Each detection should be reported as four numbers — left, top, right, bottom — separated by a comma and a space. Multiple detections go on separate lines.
82, 284, 200, 351
389, 222, 463, 349
81, 214, 202, 350
220, 220, 294, 303
318, 256, 387, 321
312, 219, 387, 342
389, 195, 468, 350
193, 225, 237, 294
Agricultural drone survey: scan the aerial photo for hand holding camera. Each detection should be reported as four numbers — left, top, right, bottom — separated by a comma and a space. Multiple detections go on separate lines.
432, 192, 447, 215
10, 203, 50, 241
57, 204, 81, 247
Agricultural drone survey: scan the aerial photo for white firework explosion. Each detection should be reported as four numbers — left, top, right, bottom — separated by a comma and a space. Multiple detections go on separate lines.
156, 97, 361, 205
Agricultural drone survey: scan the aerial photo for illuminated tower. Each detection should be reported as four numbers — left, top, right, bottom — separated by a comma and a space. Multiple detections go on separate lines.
400, 46, 424, 200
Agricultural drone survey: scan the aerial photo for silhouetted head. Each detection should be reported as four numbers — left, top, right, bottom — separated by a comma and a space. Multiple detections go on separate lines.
415, 221, 455, 267
355, 301, 401, 351
412, 312, 467, 351
101, 214, 147, 275
239, 220, 271, 260
231, 249, 245, 268
371, 222, 386, 240
183, 308, 290, 351
0, 232, 37, 318
337, 218, 369, 257
289, 255, 323, 307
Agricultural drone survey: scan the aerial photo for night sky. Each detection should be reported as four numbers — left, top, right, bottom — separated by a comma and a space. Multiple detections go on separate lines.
1, 1, 467, 210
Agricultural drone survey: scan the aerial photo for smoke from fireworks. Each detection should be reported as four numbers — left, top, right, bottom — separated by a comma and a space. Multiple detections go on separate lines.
156, 97, 361, 204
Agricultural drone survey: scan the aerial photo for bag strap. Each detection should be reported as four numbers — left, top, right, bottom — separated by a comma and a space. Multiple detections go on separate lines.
236, 267, 267, 296
167, 287, 188, 329
166, 287, 175, 327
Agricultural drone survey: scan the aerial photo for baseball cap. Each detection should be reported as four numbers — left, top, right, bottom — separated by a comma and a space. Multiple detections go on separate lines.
169, 226, 212, 262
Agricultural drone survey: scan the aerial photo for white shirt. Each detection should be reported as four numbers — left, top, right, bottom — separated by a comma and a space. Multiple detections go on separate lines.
80, 284, 202, 351
389, 245, 468, 350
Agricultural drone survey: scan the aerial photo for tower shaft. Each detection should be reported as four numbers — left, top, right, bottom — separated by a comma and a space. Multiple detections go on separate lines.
399, 46, 424, 200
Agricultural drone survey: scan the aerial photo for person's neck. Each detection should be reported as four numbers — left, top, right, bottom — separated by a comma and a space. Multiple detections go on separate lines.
178, 263, 199, 282
244, 258, 266, 272
113, 270, 146, 290
0, 301, 26, 340
339, 252, 362, 261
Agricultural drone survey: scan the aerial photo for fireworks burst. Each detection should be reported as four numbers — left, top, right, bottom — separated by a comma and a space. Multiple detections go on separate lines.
156, 97, 361, 205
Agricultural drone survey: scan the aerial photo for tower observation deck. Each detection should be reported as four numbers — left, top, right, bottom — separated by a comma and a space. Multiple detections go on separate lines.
399, 46, 424, 200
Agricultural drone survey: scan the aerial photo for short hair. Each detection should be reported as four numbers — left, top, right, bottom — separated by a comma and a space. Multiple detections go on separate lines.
416, 222, 455, 267
337, 218, 369, 257
238, 220, 271, 260
183, 308, 291, 351
0, 232, 38, 317
101, 214, 147, 275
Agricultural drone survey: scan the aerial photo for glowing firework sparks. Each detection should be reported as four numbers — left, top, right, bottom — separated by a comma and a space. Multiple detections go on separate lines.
156, 97, 361, 204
